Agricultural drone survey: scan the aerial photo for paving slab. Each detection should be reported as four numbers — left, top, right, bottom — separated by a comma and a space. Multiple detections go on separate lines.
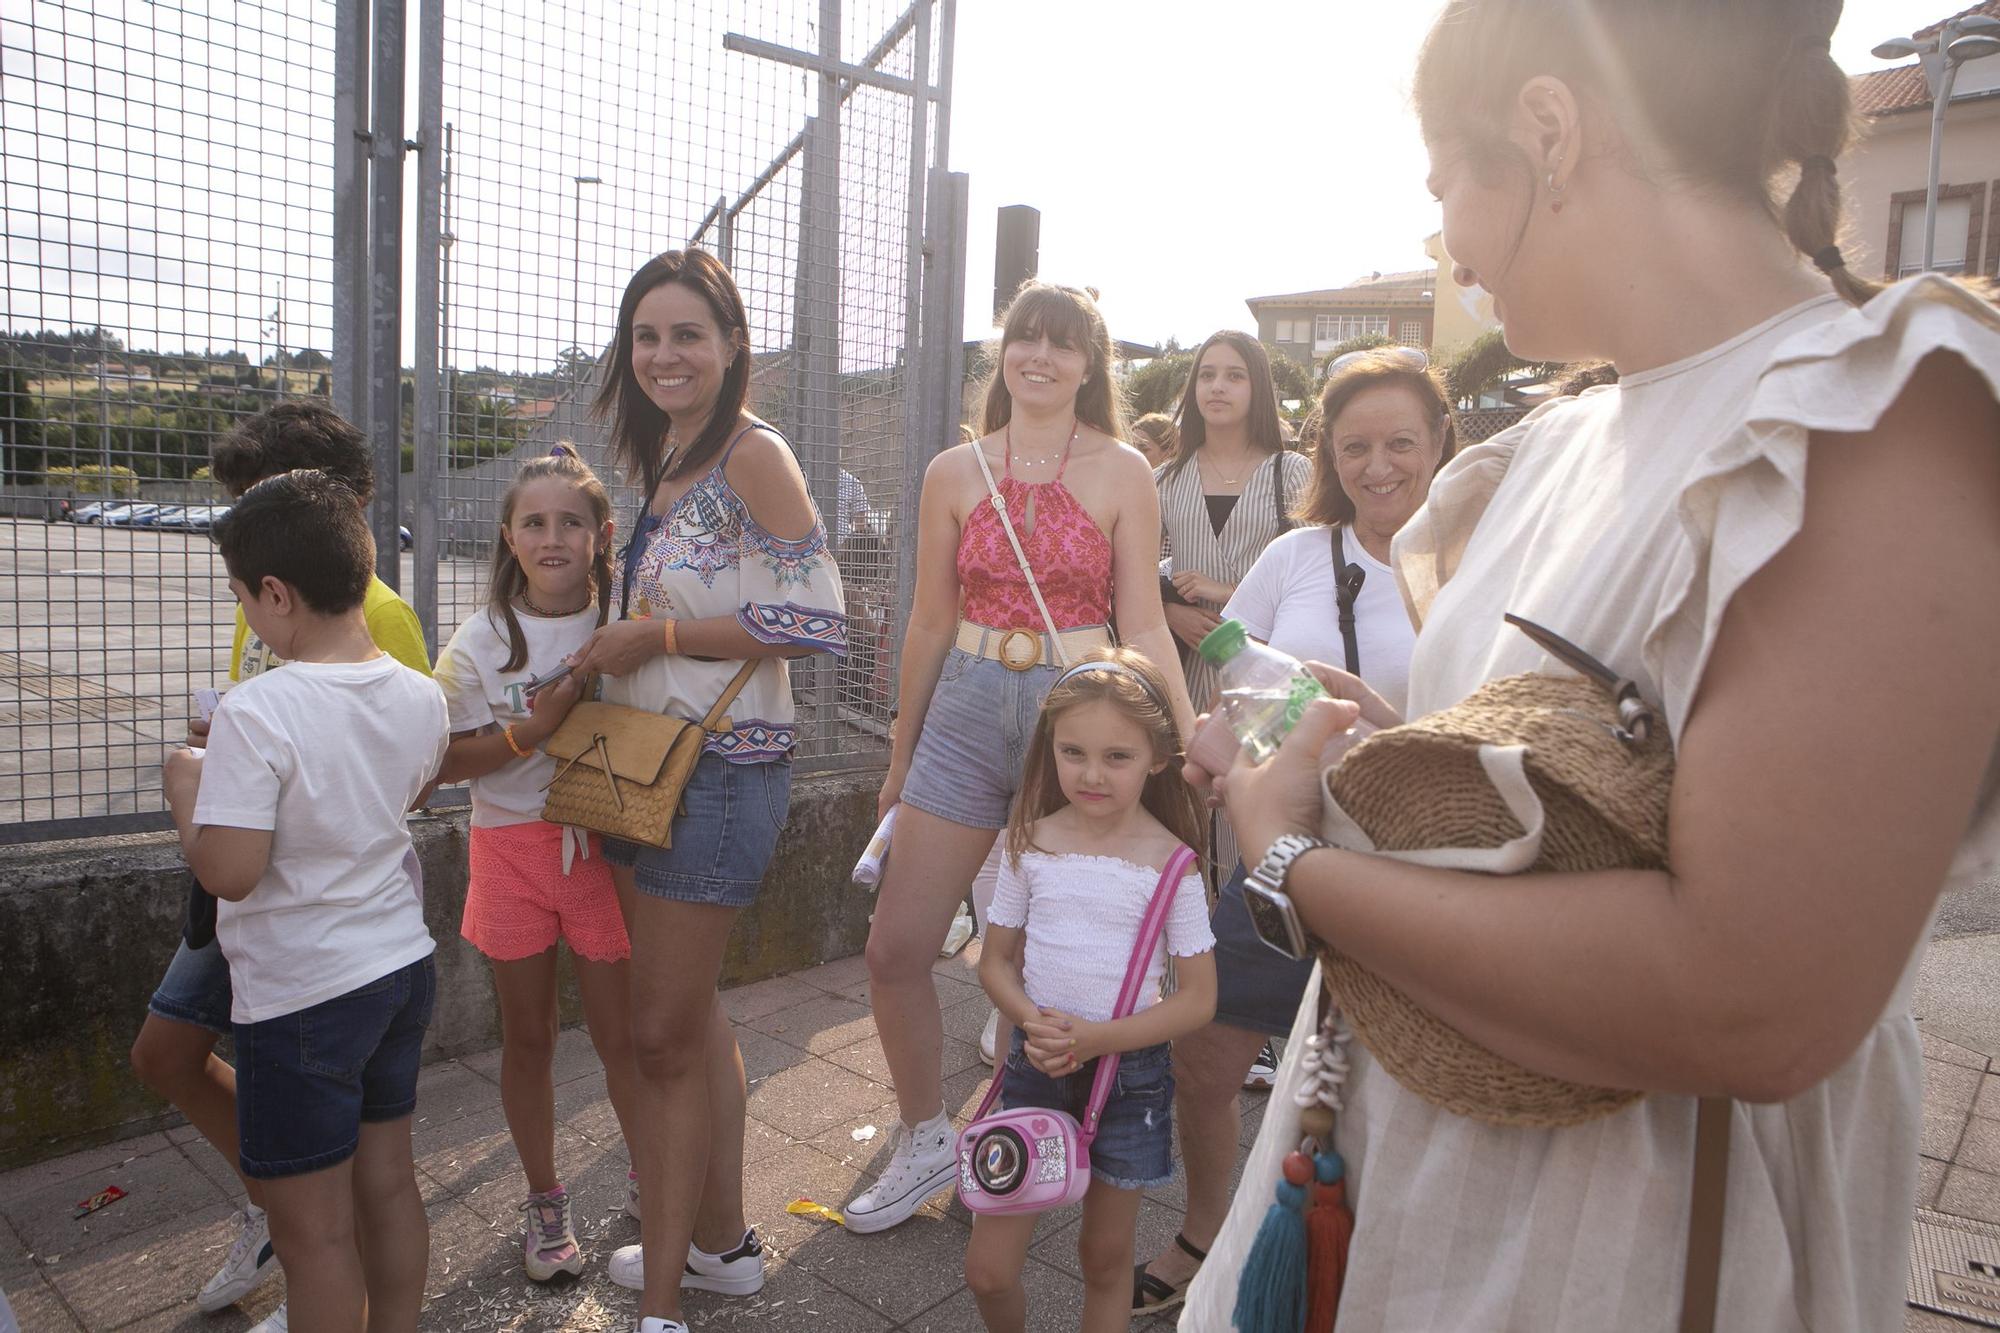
38, 1199, 238, 1327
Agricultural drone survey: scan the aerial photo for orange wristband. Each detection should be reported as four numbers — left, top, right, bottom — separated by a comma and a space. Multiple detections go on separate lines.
662, 617, 680, 655
503, 723, 532, 759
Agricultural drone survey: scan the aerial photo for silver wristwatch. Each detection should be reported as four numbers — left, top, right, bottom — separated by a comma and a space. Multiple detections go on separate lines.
1243, 832, 1329, 961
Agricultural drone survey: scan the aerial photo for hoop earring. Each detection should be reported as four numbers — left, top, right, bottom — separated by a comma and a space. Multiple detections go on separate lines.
1547, 170, 1566, 215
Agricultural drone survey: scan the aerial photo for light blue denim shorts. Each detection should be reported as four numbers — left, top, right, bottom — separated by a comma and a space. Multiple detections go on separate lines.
603, 751, 792, 908
148, 935, 234, 1035
899, 649, 1058, 830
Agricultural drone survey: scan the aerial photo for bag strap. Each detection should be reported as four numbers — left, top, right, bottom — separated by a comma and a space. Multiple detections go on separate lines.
971, 441, 1071, 668
697, 660, 762, 732
1678, 1096, 1732, 1333
1332, 526, 1365, 676
969, 845, 1198, 1136
1272, 451, 1293, 535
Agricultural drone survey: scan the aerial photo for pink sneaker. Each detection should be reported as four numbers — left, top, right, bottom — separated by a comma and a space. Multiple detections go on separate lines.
521, 1185, 584, 1281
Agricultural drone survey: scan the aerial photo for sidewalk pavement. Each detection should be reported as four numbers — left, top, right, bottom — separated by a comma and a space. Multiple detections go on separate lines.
6, 912, 1999, 1332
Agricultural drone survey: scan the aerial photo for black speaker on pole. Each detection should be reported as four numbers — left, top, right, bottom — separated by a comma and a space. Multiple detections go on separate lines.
993, 205, 1040, 321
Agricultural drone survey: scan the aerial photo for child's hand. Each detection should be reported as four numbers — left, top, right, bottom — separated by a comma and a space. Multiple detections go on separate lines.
186, 715, 211, 746
518, 670, 587, 745
1023, 1007, 1106, 1076
162, 748, 203, 816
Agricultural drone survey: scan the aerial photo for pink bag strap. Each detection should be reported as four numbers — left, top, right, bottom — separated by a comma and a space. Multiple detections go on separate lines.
971, 845, 1198, 1140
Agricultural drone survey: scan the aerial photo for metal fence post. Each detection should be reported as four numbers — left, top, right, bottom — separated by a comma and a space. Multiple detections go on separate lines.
411, 0, 446, 654
367, 0, 407, 588
904, 165, 968, 634
332, 0, 370, 427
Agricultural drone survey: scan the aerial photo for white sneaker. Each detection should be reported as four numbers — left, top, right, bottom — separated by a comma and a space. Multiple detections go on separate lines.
607, 1228, 765, 1296
197, 1205, 279, 1311
1243, 1040, 1280, 1091
625, 1169, 641, 1221
248, 1303, 288, 1333
636, 1320, 688, 1333
979, 1008, 1001, 1067
842, 1112, 958, 1234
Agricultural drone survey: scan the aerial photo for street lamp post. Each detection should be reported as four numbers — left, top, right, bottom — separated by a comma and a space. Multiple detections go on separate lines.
1873, 16, 2000, 276
571, 175, 603, 376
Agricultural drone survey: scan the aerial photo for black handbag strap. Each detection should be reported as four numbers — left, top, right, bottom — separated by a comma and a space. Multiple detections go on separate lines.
1332, 526, 1365, 676
1272, 451, 1293, 535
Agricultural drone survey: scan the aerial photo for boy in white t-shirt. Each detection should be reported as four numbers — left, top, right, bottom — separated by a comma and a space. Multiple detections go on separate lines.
163, 470, 449, 1330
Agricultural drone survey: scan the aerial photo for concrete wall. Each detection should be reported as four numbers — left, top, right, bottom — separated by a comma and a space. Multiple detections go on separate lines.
0, 771, 882, 1169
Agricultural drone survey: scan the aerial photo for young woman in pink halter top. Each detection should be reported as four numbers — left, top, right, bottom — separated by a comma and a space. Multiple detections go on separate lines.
842, 283, 1194, 1235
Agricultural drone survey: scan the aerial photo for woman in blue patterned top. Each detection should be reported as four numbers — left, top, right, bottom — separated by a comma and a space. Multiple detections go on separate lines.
567, 249, 845, 1333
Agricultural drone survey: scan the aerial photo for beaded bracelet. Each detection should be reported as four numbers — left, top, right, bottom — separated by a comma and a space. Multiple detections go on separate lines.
662, 617, 680, 656
503, 723, 533, 759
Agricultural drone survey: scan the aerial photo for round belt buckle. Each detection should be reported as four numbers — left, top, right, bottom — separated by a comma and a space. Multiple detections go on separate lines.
997, 629, 1042, 671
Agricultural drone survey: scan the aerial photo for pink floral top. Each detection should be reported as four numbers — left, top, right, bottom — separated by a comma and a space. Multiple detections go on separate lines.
956, 437, 1113, 631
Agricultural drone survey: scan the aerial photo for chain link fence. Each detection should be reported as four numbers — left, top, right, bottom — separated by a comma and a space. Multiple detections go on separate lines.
1, 0, 956, 836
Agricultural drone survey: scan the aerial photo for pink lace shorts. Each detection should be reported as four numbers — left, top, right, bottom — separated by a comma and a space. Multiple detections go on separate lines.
462, 822, 630, 964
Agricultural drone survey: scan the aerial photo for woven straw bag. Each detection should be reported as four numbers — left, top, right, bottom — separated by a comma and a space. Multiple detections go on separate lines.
540, 661, 757, 849
1317, 670, 1675, 1128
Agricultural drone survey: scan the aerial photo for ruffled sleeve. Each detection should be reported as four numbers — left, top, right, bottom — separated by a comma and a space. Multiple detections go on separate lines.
1642, 274, 2000, 889
734, 503, 849, 657
1393, 396, 1577, 626
988, 851, 1030, 930
1165, 869, 1216, 958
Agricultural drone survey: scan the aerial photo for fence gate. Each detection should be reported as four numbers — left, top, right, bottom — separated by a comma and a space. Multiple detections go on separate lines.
409, 0, 962, 776
0, 0, 962, 840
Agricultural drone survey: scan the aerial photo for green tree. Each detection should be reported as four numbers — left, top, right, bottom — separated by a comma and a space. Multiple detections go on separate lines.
1314, 332, 1395, 381
0, 365, 44, 481
1119, 348, 1196, 419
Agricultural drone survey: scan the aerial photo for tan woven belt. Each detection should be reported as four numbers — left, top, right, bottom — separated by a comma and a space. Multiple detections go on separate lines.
954, 620, 1111, 672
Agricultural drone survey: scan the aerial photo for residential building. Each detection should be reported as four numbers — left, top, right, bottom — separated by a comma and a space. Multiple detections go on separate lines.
1844, 3, 2000, 280
1245, 268, 1435, 367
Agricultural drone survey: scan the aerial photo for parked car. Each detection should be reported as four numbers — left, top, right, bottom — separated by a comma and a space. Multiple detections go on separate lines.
180, 505, 229, 533
69, 501, 125, 524
134, 505, 189, 529
400, 525, 413, 551
103, 504, 165, 527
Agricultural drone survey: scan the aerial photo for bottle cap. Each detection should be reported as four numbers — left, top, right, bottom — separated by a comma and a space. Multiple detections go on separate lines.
1197, 618, 1248, 665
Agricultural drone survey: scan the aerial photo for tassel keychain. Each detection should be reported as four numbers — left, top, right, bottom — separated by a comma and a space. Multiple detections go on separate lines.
1233, 997, 1354, 1332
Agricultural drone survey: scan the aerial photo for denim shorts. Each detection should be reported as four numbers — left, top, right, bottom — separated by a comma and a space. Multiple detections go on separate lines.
603, 751, 791, 908
148, 850, 426, 1038
1212, 861, 1316, 1036
234, 955, 436, 1181
900, 649, 1059, 830
148, 936, 233, 1035
999, 1028, 1175, 1190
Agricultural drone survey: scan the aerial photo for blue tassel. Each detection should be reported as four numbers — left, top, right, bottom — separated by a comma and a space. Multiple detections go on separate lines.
1232, 1178, 1309, 1331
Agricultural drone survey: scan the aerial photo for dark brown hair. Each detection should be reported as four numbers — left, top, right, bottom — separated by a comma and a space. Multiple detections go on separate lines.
486, 446, 614, 672
1413, 0, 1881, 306
1005, 646, 1208, 866
593, 249, 753, 493
979, 283, 1127, 441
210, 400, 375, 502
1162, 331, 1287, 482
212, 469, 374, 614
1298, 351, 1459, 527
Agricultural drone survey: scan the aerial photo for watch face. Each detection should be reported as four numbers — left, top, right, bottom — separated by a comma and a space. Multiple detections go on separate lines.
1242, 880, 1309, 961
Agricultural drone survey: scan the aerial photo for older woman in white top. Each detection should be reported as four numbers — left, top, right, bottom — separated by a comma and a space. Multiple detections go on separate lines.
1184, 1, 2000, 1330
1133, 349, 1457, 1315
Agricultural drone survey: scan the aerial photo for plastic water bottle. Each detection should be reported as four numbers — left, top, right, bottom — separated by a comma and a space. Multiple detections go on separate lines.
1195, 619, 1328, 765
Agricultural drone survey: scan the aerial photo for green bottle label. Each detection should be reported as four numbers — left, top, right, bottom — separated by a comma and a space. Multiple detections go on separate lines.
1279, 674, 1324, 736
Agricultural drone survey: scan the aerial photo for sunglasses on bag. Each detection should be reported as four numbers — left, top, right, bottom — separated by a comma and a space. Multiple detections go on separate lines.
1325, 346, 1430, 377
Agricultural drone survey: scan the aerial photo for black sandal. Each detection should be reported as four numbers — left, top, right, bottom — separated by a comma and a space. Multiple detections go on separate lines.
1131, 1232, 1208, 1315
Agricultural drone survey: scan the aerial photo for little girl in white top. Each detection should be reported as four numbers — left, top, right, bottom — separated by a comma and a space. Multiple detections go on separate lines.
431, 447, 643, 1285
968, 647, 1216, 1333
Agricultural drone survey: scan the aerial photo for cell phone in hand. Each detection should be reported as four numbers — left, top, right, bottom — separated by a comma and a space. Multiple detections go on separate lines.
523, 663, 575, 700
193, 688, 222, 724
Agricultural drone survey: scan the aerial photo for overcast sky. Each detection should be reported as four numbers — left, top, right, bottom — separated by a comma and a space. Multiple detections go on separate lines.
949, 0, 1945, 347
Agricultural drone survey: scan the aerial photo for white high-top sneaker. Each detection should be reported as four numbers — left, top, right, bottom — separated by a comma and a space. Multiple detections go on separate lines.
842, 1110, 958, 1233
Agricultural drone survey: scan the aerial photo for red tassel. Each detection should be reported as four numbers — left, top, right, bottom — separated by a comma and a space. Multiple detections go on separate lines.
1305, 1178, 1353, 1332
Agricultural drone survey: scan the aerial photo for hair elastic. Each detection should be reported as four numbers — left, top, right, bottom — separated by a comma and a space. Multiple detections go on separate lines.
1800, 155, 1838, 178
1051, 659, 1170, 713
1812, 245, 1846, 273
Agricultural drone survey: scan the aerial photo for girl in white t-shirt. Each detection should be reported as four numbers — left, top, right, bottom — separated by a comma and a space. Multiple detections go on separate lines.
432, 448, 640, 1284
968, 648, 1216, 1333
